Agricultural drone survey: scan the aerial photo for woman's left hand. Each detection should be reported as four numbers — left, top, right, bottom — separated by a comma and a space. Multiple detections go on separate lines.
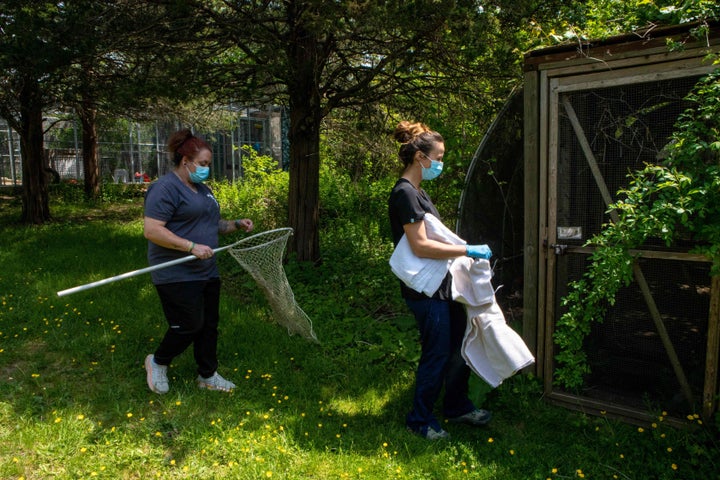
236, 218, 254, 232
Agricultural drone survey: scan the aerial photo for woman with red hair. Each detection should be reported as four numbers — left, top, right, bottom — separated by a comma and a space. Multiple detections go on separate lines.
143, 129, 253, 394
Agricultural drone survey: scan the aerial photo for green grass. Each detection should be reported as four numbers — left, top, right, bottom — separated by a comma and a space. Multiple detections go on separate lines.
0, 196, 717, 480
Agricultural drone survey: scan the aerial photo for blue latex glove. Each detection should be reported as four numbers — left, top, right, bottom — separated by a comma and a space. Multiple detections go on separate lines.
466, 244, 492, 259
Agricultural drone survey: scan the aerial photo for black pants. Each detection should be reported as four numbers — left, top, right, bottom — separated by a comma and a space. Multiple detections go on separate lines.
153, 278, 221, 378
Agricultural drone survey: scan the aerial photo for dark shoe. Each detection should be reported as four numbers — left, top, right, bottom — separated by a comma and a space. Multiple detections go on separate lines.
447, 408, 492, 426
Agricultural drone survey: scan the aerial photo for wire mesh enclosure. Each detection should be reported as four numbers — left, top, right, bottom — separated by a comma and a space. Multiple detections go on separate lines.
523, 22, 720, 423
458, 90, 525, 302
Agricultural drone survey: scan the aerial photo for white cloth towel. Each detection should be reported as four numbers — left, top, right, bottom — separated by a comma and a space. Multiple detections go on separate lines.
389, 213, 465, 296
460, 299, 535, 387
451, 257, 535, 387
449, 256, 495, 307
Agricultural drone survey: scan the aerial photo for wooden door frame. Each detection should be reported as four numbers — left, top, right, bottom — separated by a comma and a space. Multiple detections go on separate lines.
535, 60, 719, 422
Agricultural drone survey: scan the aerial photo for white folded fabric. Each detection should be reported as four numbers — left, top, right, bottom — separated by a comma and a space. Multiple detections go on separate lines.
460, 299, 535, 387
451, 255, 535, 387
389, 213, 465, 296
449, 256, 495, 307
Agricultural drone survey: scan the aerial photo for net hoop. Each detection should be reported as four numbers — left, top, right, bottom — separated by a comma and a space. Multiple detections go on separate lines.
229, 227, 318, 343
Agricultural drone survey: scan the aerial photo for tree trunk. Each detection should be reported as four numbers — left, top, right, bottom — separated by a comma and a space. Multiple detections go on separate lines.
288, 103, 321, 263
79, 103, 100, 200
19, 79, 50, 224
286, 9, 322, 263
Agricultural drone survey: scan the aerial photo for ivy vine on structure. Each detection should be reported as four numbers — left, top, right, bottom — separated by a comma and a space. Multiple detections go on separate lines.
554, 63, 720, 389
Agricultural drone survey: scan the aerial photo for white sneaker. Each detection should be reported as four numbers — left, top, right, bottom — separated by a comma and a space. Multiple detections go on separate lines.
145, 354, 169, 394
197, 372, 235, 392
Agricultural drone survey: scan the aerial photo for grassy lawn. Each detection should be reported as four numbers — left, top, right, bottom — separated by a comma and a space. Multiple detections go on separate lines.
0, 195, 716, 479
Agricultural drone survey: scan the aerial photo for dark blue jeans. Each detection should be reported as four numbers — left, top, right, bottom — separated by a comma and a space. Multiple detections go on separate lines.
404, 298, 475, 433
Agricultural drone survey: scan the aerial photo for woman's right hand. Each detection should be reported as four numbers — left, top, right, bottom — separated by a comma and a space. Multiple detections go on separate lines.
191, 243, 214, 259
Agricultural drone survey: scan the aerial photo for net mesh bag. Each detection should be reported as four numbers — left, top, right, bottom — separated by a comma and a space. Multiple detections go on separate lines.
228, 228, 318, 342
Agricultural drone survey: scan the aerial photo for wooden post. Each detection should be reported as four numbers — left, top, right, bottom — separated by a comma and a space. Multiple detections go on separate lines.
704, 275, 720, 419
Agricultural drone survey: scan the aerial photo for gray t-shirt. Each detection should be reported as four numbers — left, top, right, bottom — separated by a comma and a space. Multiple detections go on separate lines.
144, 172, 221, 285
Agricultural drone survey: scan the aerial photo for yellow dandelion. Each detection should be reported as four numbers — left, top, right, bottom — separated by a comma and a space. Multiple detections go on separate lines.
509, 449, 515, 455
552, 468, 558, 474
667, 447, 672, 453
77, 414, 85, 420
488, 437, 494, 443
266, 472, 273, 478
671, 464, 678, 470
175, 401, 181, 406
54, 417, 62, 423
127, 413, 133, 418
637, 427, 644, 433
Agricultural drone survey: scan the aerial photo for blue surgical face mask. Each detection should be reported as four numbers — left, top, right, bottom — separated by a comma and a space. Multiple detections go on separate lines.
187, 164, 210, 183
420, 154, 443, 181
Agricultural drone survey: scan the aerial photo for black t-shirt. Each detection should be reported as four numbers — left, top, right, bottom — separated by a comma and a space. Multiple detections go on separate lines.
388, 178, 452, 300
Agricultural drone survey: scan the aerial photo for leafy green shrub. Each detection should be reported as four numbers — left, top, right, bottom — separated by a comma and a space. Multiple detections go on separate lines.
210, 147, 289, 231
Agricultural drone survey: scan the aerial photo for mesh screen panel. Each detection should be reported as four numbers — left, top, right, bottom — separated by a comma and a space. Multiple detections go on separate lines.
557, 76, 701, 241
554, 255, 710, 414
551, 75, 711, 414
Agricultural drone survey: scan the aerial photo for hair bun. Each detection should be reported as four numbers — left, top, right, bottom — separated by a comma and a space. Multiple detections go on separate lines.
393, 121, 430, 143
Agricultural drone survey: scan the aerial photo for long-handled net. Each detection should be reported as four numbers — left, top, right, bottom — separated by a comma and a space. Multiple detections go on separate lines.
228, 228, 318, 343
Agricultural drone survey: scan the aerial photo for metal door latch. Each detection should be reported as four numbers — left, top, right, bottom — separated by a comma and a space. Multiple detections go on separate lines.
550, 243, 568, 255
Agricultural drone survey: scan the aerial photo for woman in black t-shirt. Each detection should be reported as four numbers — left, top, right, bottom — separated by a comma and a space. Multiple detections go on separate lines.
388, 121, 493, 440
